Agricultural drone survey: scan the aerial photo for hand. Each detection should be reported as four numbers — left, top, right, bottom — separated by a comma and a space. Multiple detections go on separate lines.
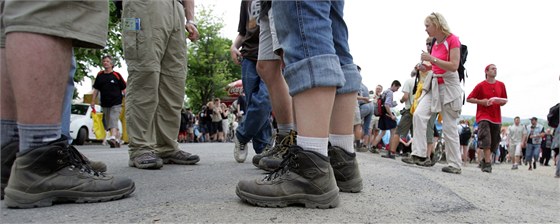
230, 46, 242, 65
421, 51, 433, 62
185, 23, 199, 42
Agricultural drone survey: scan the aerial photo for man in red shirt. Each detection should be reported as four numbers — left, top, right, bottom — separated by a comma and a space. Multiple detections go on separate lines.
466, 64, 508, 173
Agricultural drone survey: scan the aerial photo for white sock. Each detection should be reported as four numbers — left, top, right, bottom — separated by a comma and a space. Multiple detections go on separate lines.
298, 136, 328, 156
329, 134, 355, 154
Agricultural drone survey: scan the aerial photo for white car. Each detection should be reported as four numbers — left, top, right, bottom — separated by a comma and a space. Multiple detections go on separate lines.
69, 103, 122, 145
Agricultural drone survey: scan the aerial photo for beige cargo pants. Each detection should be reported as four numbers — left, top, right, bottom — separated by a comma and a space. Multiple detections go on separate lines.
122, 0, 187, 158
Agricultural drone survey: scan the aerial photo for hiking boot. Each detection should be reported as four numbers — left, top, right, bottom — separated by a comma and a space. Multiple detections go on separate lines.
4, 138, 135, 208
511, 164, 518, 170
369, 147, 380, 154
481, 161, 492, 173
2, 141, 107, 200
328, 146, 363, 193
258, 146, 290, 172
253, 131, 297, 168
1, 141, 18, 200
416, 158, 436, 167
236, 145, 340, 209
441, 166, 462, 174
233, 134, 248, 163
252, 144, 273, 168
161, 150, 200, 165
402, 155, 426, 165
129, 152, 163, 169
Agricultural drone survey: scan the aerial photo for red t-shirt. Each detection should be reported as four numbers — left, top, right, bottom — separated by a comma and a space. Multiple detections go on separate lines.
431, 34, 461, 84
467, 80, 508, 124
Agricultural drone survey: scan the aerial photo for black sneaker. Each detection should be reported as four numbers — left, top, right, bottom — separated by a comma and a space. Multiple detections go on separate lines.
4, 138, 135, 208
129, 152, 163, 169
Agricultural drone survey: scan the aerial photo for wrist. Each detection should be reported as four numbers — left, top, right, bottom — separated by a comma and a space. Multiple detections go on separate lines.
187, 20, 197, 28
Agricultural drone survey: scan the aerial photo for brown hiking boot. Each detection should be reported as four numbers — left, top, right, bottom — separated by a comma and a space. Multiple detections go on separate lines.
252, 130, 297, 168
4, 138, 135, 208
1, 141, 18, 200
328, 146, 363, 193
236, 145, 340, 209
1, 141, 107, 200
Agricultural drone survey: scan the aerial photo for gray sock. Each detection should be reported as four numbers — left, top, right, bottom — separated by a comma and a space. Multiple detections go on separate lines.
18, 123, 61, 154
1, 120, 19, 148
277, 123, 296, 136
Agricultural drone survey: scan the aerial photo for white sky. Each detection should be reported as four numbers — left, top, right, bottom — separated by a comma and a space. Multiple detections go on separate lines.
80, 0, 560, 120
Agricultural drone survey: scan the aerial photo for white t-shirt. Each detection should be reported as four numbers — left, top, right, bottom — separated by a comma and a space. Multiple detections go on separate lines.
401, 78, 415, 109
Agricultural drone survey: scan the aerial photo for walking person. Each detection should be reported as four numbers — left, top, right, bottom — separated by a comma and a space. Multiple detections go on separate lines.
466, 64, 508, 173
91, 55, 126, 148
230, 0, 274, 162
376, 80, 402, 159
1, 0, 134, 208
539, 128, 553, 166
123, 0, 200, 169
237, 0, 363, 208
525, 117, 544, 170
407, 12, 465, 174
250, 0, 298, 170
507, 116, 527, 170
458, 120, 472, 165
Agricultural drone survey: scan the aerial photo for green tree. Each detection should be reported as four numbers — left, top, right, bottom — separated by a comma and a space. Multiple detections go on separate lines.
186, 6, 240, 111
74, 2, 123, 98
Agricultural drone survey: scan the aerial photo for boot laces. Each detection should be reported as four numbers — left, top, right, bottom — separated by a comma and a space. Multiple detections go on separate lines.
65, 145, 103, 177
263, 147, 300, 181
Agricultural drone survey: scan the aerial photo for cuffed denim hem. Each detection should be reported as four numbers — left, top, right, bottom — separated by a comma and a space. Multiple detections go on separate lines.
337, 64, 361, 94
284, 54, 344, 96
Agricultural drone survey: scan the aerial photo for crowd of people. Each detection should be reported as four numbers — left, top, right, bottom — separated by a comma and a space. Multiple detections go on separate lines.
1, 0, 558, 211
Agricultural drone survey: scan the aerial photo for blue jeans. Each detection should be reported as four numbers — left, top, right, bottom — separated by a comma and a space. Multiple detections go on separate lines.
273, 0, 361, 96
525, 143, 540, 163
236, 59, 272, 154
62, 50, 76, 142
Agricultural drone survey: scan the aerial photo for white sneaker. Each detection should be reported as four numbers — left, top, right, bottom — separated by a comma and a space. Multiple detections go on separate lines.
233, 135, 248, 163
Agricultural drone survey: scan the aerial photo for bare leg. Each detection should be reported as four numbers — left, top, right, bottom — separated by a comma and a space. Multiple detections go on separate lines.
256, 60, 293, 126
294, 87, 336, 138
7, 33, 71, 125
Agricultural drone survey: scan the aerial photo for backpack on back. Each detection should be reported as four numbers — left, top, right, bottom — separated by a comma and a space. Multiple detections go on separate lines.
461, 125, 471, 137
373, 93, 385, 117
547, 103, 560, 128
430, 37, 468, 83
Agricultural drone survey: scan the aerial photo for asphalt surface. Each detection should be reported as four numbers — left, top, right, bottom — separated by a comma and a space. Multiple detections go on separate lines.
1, 142, 559, 223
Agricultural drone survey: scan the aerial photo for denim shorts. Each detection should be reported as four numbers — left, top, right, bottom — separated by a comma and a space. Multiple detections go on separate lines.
273, 0, 361, 96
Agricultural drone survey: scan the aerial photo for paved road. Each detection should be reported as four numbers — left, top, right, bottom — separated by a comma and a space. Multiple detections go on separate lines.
2, 142, 558, 223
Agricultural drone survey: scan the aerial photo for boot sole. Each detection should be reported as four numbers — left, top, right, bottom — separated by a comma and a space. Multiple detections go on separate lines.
128, 159, 163, 169
4, 183, 135, 209
162, 157, 200, 165
236, 185, 340, 209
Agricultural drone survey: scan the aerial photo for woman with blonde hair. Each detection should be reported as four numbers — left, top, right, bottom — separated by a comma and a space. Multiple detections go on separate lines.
405, 12, 464, 174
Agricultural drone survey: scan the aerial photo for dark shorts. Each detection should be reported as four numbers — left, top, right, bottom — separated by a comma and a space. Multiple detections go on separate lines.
378, 114, 397, 131
477, 120, 501, 150
460, 133, 471, 146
